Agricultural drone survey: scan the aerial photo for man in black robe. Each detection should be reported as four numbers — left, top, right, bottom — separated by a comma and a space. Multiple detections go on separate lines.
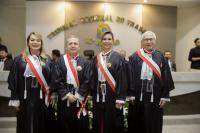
127, 31, 174, 133
91, 31, 127, 133
51, 35, 90, 133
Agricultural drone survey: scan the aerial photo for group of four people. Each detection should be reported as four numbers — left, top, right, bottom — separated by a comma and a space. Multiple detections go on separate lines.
8, 30, 174, 133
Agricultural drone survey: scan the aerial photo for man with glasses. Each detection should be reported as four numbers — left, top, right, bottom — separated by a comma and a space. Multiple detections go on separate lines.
127, 31, 174, 133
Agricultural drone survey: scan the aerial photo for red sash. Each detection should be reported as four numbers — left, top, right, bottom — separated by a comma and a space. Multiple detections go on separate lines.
64, 53, 80, 88
76, 96, 89, 119
137, 49, 161, 79
24, 55, 49, 95
97, 52, 116, 93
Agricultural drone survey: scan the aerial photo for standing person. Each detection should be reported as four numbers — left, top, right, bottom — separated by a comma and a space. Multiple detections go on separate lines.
8, 32, 51, 133
91, 31, 127, 133
0, 36, 8, 53
164, 50, 176, 72
0, 46, 13, 71
46, 49, 61, 133
188, 38, 200, 71
51, 49, 61, 63
119, 49, 127, 60
51, 35, 90, 133
127, 31, 174, 133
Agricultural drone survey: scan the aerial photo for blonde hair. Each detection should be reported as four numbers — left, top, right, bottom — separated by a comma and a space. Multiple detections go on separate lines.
22, 32, 48, 64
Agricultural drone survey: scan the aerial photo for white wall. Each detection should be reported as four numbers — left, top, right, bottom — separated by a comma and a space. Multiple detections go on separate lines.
63, 2, 143, 57
26, 1, 143, 57
26, 1, 65, 55
0, 0, 25, 57
176, 5, 200, 71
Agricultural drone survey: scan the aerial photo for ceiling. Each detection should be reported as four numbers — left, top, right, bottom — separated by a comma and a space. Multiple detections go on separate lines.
1, 0, 200, 7
72, 0, 200, 7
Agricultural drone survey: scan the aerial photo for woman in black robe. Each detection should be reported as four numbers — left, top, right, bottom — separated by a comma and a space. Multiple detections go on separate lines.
8, 32, 51, 133
91, 31, 127, 133
127, 31, 174, 133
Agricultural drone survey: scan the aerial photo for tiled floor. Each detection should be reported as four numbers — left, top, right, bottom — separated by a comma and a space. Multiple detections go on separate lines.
1, 125, 200, 133
0, 115, 200, 133
163, 124, 200, 133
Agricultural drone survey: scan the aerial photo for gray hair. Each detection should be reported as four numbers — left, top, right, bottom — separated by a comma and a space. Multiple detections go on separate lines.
141, 31, 156, 40
67, 35, 79, 44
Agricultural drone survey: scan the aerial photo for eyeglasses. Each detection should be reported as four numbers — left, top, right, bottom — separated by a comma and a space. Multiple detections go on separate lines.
143, 38, 154, 42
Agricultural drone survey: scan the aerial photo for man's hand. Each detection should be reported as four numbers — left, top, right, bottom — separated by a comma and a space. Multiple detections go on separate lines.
115, 103, 123, 110
67, 93, 77, 103
159, 100, 166, 108
14, 106, 20, 111
50, 94, 57, 107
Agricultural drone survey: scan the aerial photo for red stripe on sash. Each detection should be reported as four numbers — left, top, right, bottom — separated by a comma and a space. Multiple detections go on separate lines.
66, 53, 80, 88
76, 96, 89, 118
97, 53, 116, 93
137, 50, 161, 79
25, 56, 49, 95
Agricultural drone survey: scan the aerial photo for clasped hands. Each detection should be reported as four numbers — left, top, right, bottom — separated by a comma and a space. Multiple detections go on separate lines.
67, 93, 78, 103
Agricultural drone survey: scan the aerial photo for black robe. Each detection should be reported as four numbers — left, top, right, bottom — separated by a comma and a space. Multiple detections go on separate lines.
8, 55, 51, 133
127, 50, 174, 133
91, 51, 127, 133
2, 57, 14, 71
51, 55, 91, 133
46, 60, 59, 133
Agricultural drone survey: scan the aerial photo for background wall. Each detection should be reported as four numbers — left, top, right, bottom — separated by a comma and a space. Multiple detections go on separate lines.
26, 1, 65, 55
2, 1, 200, 71
26, 1, 177, 58
176, 5, 200, 71
0, 0, 25, 57
143, 5, 177, 60
63, 2, 143, 56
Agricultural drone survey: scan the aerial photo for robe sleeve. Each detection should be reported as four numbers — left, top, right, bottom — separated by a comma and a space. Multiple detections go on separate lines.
43, 57, 51, 86
7, 56, 20, 100
89, 57, 98, 97
7, 56, 21, 107
161, 55, 175, 99
126, 55, 136, 100
77, 59, 92, 98
115, 57, 127, 102
51, 57, 69, 99
188, 48, 193, 62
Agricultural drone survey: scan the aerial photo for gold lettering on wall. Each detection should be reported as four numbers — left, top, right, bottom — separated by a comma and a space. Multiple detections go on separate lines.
47, 15, 146, 39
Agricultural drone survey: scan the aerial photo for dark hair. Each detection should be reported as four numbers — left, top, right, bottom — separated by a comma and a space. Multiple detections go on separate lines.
84, 50, 94, 56
0, 45, 8, 53
101, 31, 114, 41
164, 50, 171, 53
194, 38, 200, 44
52, 49, 61, 57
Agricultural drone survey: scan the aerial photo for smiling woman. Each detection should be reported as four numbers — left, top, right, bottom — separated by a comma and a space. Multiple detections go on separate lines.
8, 32, 51, 133
27, 32, 42, 54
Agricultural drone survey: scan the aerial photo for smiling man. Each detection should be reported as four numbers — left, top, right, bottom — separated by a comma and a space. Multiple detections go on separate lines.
51, 35, 91, 133
127, 31, 175, 133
